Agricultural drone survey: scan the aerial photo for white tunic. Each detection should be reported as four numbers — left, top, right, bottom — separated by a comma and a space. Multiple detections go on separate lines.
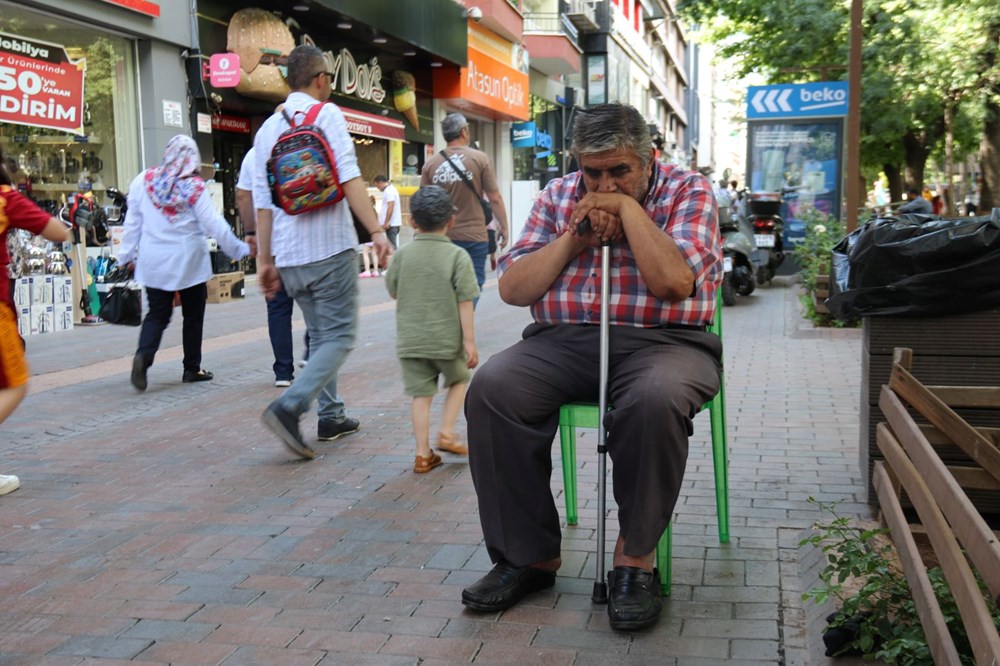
118, 173, 251, 291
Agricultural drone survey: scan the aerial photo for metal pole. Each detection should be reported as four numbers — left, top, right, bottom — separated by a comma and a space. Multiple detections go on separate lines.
593, 238, 610, 604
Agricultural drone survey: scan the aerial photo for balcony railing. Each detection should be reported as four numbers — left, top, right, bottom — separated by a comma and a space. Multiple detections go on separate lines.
564, 0, 599, 32
523, 12, 579, 42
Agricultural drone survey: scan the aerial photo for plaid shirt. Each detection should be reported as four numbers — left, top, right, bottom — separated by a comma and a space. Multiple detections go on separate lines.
498, 161, 721, 328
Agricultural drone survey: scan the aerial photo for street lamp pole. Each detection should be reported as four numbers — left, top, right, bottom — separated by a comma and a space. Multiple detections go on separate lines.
845, 0, 863, 231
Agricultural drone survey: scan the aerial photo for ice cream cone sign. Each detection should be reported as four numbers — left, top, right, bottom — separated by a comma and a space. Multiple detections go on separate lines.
392, 70, 419, 131
227, 8, 294, 103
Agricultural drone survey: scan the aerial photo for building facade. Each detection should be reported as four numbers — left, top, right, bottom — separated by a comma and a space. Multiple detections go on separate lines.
0, 0, 191, 215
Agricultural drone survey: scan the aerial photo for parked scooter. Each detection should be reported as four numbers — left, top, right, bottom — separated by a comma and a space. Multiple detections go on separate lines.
719, 204, 756, 306
747, 191, 786, 284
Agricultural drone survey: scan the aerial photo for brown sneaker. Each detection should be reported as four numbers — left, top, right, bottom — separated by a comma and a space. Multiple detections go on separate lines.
436, 433, 468, 455
413, 453, 443, 473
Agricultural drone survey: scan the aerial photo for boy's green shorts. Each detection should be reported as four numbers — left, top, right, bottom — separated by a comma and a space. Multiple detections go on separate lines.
400, 356, 470, 397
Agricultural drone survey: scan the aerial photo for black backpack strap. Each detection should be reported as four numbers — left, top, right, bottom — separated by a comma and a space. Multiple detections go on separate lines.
440, 150, 483, 199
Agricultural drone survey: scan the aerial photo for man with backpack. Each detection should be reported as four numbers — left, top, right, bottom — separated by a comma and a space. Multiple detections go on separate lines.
252, 44, 391, 460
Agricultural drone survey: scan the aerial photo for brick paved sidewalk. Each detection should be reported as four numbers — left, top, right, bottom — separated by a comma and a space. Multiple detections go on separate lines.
0, 275, 869, 665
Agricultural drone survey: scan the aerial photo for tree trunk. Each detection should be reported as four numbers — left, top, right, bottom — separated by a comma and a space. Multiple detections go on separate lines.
980, 20, 1000, 211
944, 99, 956, 215
884, 163, 903, 205
902, 130, 930, 190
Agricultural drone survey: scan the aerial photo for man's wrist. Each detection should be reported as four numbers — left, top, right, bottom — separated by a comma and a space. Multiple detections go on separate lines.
370, 229, 386, 237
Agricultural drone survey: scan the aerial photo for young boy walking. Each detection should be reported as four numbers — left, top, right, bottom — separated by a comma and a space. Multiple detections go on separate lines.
385, 186, 479, 473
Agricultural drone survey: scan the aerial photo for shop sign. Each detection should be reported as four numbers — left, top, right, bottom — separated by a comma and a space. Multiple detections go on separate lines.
301, 36, 386, 105
98, 0, 161, 17
433, 23, 529, 120
0, 32, 86, 135
211, 113, 251, 134
511, 122, 535, 148
342, 108, 405, 141
209, 53, 240, 88
511, 121, 552, 157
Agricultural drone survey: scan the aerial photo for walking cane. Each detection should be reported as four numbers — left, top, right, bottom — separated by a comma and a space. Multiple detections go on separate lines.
580, 218, 612, 604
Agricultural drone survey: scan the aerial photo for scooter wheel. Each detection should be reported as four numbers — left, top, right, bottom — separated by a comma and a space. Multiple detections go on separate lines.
721, 276, 737, 306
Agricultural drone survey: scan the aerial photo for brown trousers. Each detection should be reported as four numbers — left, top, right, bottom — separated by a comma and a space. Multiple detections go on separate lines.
466, 323, 722, 566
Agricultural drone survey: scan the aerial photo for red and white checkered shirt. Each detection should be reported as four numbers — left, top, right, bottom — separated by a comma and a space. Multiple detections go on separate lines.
498, 161, 721, 328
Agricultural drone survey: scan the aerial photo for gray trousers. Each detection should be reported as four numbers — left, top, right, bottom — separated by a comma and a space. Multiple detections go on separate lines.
466, 323, 722, 566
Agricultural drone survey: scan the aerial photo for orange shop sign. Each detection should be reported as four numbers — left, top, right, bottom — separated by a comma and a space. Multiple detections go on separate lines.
434, 34, 529, 120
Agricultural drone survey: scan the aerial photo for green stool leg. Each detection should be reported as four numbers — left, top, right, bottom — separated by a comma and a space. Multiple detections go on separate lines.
656, 523, 672, 596
709, 383, 730, 544
560, 420, 578, 527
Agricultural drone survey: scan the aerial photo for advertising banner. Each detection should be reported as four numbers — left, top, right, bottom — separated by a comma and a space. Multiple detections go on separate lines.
746, 119, 844, 248
433, 22, 529, 121
0, 32, 87, 135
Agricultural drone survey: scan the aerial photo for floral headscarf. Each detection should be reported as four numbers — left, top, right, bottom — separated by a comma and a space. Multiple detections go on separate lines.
144, 135, 205, 222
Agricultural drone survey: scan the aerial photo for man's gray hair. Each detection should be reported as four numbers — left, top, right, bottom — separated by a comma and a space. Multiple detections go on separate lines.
571, 103, 652, 168
441, 113, 468, 142
286, 44, 327, 90
410, 186, 456, 231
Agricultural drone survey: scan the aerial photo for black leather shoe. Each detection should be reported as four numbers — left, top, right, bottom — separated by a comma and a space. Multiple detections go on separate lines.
462, 561, 556, 612
607, 566, 662, 631
182, 369, 214, 383
131, 354, 149, 392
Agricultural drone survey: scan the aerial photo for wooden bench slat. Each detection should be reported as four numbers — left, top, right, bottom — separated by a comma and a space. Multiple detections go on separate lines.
928, 386, 1000, 410
876, 425, 1000, 663
879, 387, 1000, 601
919, 424, 1000, 449
872, 461, 963, 666
889, 363, 1000, 483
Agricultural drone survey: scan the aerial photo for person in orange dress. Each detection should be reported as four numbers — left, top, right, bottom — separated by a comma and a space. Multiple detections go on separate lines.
0, 148, 74, 496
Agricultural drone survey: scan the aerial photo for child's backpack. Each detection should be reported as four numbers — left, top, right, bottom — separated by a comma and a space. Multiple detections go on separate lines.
266, 103, 344, 215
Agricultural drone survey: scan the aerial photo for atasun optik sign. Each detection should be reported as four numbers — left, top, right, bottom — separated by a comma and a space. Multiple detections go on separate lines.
0, 32, 86, 135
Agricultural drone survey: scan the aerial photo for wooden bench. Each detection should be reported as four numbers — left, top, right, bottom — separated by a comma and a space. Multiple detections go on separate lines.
873, 348, 1000, 664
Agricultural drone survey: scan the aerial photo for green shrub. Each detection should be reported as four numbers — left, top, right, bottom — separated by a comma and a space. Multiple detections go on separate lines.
790, 207, 856, 327
800, 498, 999, 665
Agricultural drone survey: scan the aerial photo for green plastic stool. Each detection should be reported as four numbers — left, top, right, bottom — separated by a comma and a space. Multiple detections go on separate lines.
558, 294, 730, 597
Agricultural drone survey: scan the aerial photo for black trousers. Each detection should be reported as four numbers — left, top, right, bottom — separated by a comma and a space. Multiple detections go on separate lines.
136, 283, 207, 373
466, 323, 722, 566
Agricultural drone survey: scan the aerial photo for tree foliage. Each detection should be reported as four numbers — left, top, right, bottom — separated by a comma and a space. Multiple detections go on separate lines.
679, 0, 1000, 207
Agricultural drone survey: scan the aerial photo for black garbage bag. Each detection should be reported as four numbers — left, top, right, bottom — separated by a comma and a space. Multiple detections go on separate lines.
825, 209, 1000, 319
827, 224, 866, 302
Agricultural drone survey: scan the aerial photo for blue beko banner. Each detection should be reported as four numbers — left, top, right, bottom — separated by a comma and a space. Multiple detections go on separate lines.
511, 122, 535, 148
747, 81, 848, 119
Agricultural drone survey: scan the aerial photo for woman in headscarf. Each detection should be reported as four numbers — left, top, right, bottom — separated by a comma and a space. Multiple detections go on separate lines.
119, 135, 255, 391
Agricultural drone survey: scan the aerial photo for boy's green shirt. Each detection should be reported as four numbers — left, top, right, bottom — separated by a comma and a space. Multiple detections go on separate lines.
385, 234, 480, 359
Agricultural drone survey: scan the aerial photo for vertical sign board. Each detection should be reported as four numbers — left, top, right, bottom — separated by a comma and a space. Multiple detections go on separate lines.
745, 82, 848, 249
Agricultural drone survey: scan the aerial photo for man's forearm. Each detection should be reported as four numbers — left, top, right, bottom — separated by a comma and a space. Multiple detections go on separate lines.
498, 231, 583, 306
343, 177, 382, 236
236, 189, 256, 234
255, 207, 274, 263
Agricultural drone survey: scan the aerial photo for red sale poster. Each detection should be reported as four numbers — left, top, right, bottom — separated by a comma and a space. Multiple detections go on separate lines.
0, 32, 87, 135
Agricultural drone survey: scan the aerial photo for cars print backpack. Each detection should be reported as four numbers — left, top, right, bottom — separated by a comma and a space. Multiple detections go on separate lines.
266, 102, 344, 215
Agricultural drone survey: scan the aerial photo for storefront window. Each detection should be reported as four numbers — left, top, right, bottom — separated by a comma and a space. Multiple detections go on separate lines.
513, 95, 564, 187
0, 2, 139, 213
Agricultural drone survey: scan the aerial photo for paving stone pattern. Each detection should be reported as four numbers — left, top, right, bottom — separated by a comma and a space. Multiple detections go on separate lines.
0, 273, 871, 664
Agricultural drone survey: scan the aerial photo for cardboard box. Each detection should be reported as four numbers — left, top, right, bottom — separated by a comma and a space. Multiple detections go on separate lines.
12, 277, 30, 307
28, 275, 53, 305
30, 304, 54, 334
54, 303, 74, 332
52, 276, 74, 304
16, 305, 31, 337
206, 271, 244, 304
